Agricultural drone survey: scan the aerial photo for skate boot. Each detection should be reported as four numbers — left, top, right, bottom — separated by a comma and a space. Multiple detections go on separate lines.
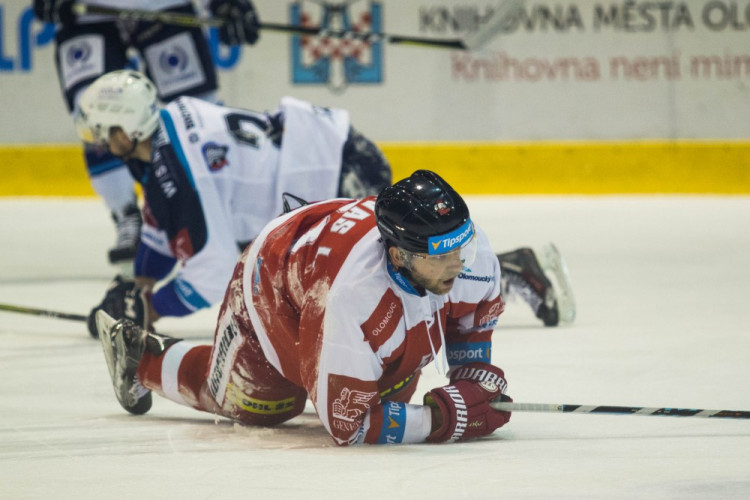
96, 310, 152, 415
497, 245, 575, 327
108, 203, 142, 266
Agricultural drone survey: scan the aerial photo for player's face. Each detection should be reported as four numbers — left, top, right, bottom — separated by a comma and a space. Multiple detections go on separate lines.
404, 248, 464, 295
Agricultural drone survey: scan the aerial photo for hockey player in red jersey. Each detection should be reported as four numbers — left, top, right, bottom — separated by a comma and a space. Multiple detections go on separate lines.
96, 170, 513, 445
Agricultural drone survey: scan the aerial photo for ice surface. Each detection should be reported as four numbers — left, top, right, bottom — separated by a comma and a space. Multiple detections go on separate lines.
2, 196, 749, 499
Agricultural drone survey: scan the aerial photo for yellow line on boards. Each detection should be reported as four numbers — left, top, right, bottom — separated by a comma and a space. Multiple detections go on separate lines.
2, 141, 749, 196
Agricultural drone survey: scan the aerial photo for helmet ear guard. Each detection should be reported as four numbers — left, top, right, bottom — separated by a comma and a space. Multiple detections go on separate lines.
75, 70, 160, 146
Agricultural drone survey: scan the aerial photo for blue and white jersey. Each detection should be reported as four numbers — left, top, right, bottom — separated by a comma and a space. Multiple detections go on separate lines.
135, 95, 350, 317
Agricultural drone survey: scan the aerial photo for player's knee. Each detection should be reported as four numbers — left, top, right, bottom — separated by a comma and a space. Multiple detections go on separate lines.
227, 391, 307, 426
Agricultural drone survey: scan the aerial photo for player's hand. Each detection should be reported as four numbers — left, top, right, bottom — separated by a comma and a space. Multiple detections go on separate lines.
33, 0, 76, 28
424, 363, 512, 442
209, 0, 261, 46
87, 275, 152, 338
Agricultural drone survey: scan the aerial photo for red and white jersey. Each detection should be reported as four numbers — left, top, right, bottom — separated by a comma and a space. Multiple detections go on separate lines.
241, 197, 504, 445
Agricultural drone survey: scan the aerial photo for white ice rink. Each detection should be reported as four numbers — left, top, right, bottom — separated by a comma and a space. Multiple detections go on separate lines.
2, 196, 749, 499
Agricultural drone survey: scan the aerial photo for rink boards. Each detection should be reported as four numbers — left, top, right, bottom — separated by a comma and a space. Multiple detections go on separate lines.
2, 140, 750, 196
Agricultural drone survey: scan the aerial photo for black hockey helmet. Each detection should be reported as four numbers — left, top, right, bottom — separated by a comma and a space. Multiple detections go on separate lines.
375, 170, 473, 255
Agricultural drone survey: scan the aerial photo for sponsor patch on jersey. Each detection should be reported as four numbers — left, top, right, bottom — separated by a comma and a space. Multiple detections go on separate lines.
208, 310, 241, 403
176, 98, 196, 130
226, 384, 297, 415
202, 142, 229, 171
361, 288, 403, 351
428, 219, 474, 255
475, 297, 504, 331
329, 374, 377, 435
447, 341, 491, 365
458, 272, 493, 283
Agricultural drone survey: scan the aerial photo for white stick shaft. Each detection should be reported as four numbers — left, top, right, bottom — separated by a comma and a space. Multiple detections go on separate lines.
489, 401, 750, 419
462, 0, 525, 51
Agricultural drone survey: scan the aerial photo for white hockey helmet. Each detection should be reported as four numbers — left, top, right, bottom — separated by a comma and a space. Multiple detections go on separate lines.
75, 70, 160, 146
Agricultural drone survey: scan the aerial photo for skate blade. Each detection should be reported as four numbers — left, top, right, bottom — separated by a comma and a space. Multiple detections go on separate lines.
95, 309, 118, 337
95, 310, 151, 414
539, 243, 576, 324
96, 310, 119, 381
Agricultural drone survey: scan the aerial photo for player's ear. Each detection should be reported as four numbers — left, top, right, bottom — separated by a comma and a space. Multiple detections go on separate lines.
388, 245, 405, 268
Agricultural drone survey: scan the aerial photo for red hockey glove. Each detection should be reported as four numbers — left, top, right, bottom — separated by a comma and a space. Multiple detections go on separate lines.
424, 363, 512, 443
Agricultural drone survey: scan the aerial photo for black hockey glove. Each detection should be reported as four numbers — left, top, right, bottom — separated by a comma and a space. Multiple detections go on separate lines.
209, 0, 261, 46
33, 0, 76, 28
87, 275, 151, 338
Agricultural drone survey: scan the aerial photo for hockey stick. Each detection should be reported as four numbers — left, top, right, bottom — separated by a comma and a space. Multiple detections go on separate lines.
489, 401, 750, 420
0, 302, 87, 322
72, 1, 524, 51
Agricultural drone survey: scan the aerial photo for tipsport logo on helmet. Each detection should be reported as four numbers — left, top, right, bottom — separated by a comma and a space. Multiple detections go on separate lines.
290, 0, 384, 93
428, 219, 474, 255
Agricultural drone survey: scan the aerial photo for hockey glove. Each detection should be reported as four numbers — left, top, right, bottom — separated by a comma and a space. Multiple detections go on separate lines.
209, 0, 260, 46
33, 0, 76, 28
424, 362, 512, 443
87, 275, 151, 338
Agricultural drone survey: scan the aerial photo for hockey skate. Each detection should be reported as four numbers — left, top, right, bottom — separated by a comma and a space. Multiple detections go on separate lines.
497, 244, 576, 327
96, 310, 152, 415
108, 203, 142, 267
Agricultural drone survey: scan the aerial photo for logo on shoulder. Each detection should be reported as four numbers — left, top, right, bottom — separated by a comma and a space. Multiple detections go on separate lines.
202, 142, 229, 171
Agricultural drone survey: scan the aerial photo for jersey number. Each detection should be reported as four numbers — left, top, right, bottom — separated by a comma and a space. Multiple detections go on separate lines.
330, 201, 375, 234
225, 112, 268, 148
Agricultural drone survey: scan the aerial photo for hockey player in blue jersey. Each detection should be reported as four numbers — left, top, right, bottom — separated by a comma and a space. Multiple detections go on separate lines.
76, 70, 575, 338
33, 0, 261, 267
